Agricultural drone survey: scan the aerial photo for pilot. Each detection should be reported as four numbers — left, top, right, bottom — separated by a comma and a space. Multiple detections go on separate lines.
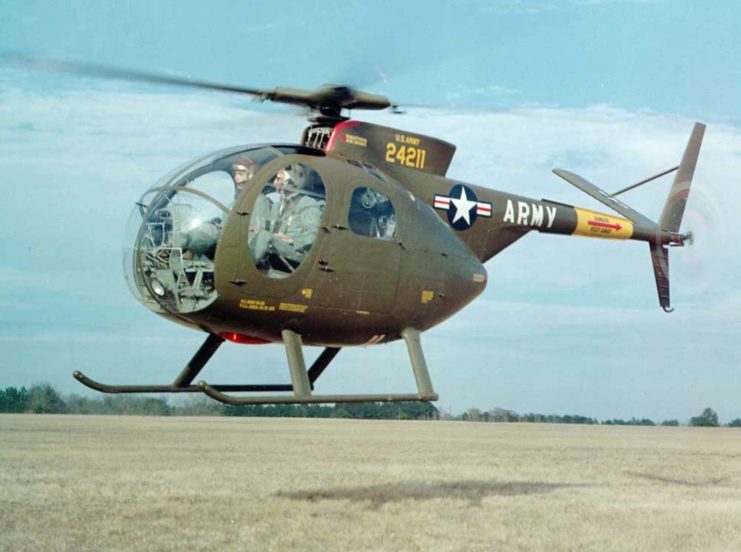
250, 164, 324, 272
230, 158, 257, 197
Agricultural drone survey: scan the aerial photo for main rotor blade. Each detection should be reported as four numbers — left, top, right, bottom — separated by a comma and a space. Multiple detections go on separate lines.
1, 53, 396, 114
0, 53, 270, 98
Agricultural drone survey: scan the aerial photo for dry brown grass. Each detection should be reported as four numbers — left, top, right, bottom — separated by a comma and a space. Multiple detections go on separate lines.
1, 415, 741, 551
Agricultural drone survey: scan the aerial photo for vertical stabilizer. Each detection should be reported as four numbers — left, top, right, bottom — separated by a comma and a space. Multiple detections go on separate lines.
659, 123, 705, 233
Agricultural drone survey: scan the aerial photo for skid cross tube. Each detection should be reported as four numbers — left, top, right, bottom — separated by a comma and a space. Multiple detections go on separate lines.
308, 347, 341, 384
172, 333, 224, 387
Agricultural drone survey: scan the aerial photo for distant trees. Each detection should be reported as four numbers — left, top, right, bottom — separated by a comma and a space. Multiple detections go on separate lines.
0, 386, 29, 413
459, 408, 741, 428
462, 408, 484, 422
1, 384, 68, 414
489, 408, 520, 422
173, 396, 224, 417
602, 418, 655, 426
185, 400, 438, 420
224, 403, 334, 418
689, 408, 719, 427
326, 401, 438, 420
456, 409, 598, 424
527, 414, 598, 425
26, 384, 67, 414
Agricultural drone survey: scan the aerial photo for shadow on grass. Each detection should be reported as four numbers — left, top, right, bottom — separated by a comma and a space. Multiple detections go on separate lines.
277, 480, 579, 508
625, 471, 728, 487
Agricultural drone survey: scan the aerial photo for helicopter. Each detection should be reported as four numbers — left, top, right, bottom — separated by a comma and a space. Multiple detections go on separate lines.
7, 58, 705, 406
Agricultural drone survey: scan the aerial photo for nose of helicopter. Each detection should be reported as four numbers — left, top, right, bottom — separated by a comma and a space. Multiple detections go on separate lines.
122, 154, 250, 316
123, 188, 223, 316
122, 145, 291, 317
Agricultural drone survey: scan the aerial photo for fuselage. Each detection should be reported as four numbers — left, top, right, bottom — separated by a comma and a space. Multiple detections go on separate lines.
125, 143, 486, 347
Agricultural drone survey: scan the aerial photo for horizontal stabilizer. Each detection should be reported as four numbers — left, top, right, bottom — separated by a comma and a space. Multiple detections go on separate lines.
552, 169, 656, 229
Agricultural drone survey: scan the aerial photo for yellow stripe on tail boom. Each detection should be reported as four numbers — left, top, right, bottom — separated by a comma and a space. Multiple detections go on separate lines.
573, 208, 633, 240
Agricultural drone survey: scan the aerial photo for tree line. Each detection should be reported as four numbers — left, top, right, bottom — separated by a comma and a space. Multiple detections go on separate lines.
1, 385, 740, 427
454, 406, 740, 427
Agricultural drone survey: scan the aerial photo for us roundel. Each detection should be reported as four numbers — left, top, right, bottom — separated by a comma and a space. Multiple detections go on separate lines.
433, 184, 492, 230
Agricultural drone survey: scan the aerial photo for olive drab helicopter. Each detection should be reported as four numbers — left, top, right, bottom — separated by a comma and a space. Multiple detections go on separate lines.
8, 57, 705, 406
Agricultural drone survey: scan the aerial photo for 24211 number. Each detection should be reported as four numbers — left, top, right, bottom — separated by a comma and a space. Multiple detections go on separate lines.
385, 143, 427, 170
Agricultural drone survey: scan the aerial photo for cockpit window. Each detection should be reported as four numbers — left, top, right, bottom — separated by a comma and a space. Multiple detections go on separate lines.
348, 187, 397, 240
248, 163, 326, 278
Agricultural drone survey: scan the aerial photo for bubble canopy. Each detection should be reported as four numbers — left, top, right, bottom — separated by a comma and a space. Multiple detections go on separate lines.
123, 144, 314, 316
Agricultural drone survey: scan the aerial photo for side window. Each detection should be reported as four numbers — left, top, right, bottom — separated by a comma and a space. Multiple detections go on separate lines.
348, 187, 397, 240
248, 163, 326, 278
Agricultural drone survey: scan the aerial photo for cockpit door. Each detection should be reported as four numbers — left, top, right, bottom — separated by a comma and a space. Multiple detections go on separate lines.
220, 159, 329, 296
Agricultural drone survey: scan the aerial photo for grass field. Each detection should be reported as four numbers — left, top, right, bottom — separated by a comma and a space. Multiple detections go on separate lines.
1, 415, 740, 551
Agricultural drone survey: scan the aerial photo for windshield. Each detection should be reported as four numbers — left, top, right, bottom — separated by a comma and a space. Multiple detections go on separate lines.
124, 145, 288, 315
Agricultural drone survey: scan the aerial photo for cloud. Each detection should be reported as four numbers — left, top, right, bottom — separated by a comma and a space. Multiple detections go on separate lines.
473, 85, 520, 97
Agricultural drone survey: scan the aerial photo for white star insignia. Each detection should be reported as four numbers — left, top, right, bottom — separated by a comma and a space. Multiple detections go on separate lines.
450, 187, 477, 225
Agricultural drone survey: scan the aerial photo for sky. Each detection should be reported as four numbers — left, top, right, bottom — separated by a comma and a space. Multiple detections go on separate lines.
1, 0, 739, 421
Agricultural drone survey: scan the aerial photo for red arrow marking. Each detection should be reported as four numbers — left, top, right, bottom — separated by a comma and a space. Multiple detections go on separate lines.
588, 220, 622, 231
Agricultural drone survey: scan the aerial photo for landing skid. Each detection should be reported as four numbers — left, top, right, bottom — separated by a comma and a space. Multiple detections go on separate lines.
74, 328, 438, 405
